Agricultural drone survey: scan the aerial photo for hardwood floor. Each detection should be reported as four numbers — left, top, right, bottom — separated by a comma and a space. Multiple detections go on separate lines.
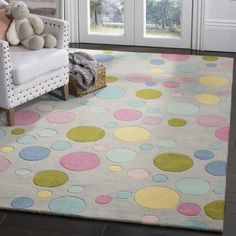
0, 44, 235, 236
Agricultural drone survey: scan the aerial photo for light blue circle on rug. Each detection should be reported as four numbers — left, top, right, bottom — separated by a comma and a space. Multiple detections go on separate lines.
187, 84, 205, 93
145, 81, 157, 87
128, 100, 145, 108
11, 197, 34, 209
106, 148, 137, 163
213, 185, 225, 195
104, 122, 118, 128
80, 99, 93, 106
176, 178, 210, 195
19, 146, 51, 161
15, 169, 31, 176
147, 108, 160, 113
118, 53, 138, 60
94, 54, 114, 63
68, 185, 84, 194
194, 150, 215, 160
207, 63, 217, 68
16, 135, 36, 145
177, 64, 201, 73
89, 106, 106, 113
150, 59, 165, 65
38, 129, 57, 137
94, 86, 126, 99
49, 196, 87, 214
157, 139, 177, 148
0, 129, 5, 139
51, 141, 71, 151
167, 102, 199, 115
152, 174, 168, 183
220, 106, 230, 114
116, 190, 132, 199
139, 144, 153, 150
209, 142, 223, 151
205, 161, 226, 176
182, 220, 205, 229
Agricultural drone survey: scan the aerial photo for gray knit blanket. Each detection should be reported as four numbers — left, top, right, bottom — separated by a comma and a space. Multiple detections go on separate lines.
69, 51, 98, 90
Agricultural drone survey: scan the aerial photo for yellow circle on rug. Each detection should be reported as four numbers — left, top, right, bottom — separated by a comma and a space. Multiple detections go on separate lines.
108, 165, 123, 173
0, 146, 15, 153
114, 127, 151, 143
106, 76, 117, 83
199, 76, 229, 87
136, 89, 162, 100
135, 187, 179, 210
153, 153, 193, 172
103, 50, 113, 54
37, 190, 52, 199
195, 94, 220, 104
202, 56, 218, 61
67, 126, 105, 142
11, 128, 25, 135
150, 68, 165, 74
204, 200, 225, 220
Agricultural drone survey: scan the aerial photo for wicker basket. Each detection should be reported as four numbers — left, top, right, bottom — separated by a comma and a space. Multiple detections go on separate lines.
69, 66, 106, 97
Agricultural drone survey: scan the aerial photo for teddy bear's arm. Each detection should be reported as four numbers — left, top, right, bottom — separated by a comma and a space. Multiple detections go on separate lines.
29, 15, 44, 35
6, 21, 20, 46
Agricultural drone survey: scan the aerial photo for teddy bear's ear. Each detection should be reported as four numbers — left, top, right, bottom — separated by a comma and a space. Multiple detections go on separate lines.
5, 6, 12, 18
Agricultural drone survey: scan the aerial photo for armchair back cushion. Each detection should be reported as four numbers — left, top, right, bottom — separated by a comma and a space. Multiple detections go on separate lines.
0, 8, 10, 40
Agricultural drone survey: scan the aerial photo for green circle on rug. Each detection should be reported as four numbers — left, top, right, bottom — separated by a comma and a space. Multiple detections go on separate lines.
136, 89, 162, 100
153, 153, 193, 172
168, 119, 187, 127
106, 76, 117, 83
67, 126, 105, 142
204, 200, 225, 220
11, 128, 25, 135
33, 170, 69, 187
202, 56, 218, 61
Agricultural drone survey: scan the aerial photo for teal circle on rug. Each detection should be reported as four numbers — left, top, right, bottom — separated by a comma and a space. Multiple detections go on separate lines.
16, 135, 36, 145
49, 196, 87, 214
51, 141, 71, 151
106, 148, 137, 163
94, 86, 126, 99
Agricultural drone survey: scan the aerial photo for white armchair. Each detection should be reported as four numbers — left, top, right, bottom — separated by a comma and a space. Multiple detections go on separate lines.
0, 15, 70, 126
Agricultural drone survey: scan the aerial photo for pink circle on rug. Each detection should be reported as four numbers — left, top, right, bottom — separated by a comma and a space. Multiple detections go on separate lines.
127, 73, 151, 83
95, 195, 112, 205
128, 168, 149, 179
0, 156, 10, 172
60, 152, 101, 171
162, 54, 190, 61
217, 90, 231, 97
143, 116, 162, 125
177, 203, 201, 216
142, 215, 159, 224
182, 77, 194, 82
114, 109, 142, 121
171, 93, 182, 97
36, 104, 54, 112
215, 127, 229, 142
222, 61, 234, 69
94, 145, 108, 152
15, 111, 40, 125
163, 81, 180, 88
46, 111, 75, 124
197, 115, 226, 127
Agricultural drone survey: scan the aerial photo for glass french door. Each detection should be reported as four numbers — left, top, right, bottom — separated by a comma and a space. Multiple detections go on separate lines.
135, 0, 192, 48
79, 0, 192, 48
79, 0, 135, 45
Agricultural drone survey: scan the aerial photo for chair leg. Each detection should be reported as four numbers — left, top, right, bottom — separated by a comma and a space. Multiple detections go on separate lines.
60, 84, 69, 101
6, 108, 15, 126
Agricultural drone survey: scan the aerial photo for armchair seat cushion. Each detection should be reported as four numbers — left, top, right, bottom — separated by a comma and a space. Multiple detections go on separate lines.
10, 46, 68, 85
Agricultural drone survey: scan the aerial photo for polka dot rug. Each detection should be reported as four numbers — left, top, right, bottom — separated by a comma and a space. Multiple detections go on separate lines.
0, 50, 233, 232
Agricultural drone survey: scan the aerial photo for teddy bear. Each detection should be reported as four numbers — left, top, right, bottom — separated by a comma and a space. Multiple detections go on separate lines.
5, 1, 57, 50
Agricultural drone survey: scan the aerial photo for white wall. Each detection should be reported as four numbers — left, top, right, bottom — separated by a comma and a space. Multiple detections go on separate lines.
203, 0, 236, 52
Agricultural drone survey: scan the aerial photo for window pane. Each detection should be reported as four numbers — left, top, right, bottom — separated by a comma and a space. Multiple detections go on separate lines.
146, 0, 182, 38
90, 0, 124, 35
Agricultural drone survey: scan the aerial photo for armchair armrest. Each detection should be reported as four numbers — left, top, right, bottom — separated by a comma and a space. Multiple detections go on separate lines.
0, 40, 14, 109
37, 15, 69, 50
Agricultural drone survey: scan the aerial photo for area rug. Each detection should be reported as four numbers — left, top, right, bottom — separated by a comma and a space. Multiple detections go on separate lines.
0, 49, 234, 232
